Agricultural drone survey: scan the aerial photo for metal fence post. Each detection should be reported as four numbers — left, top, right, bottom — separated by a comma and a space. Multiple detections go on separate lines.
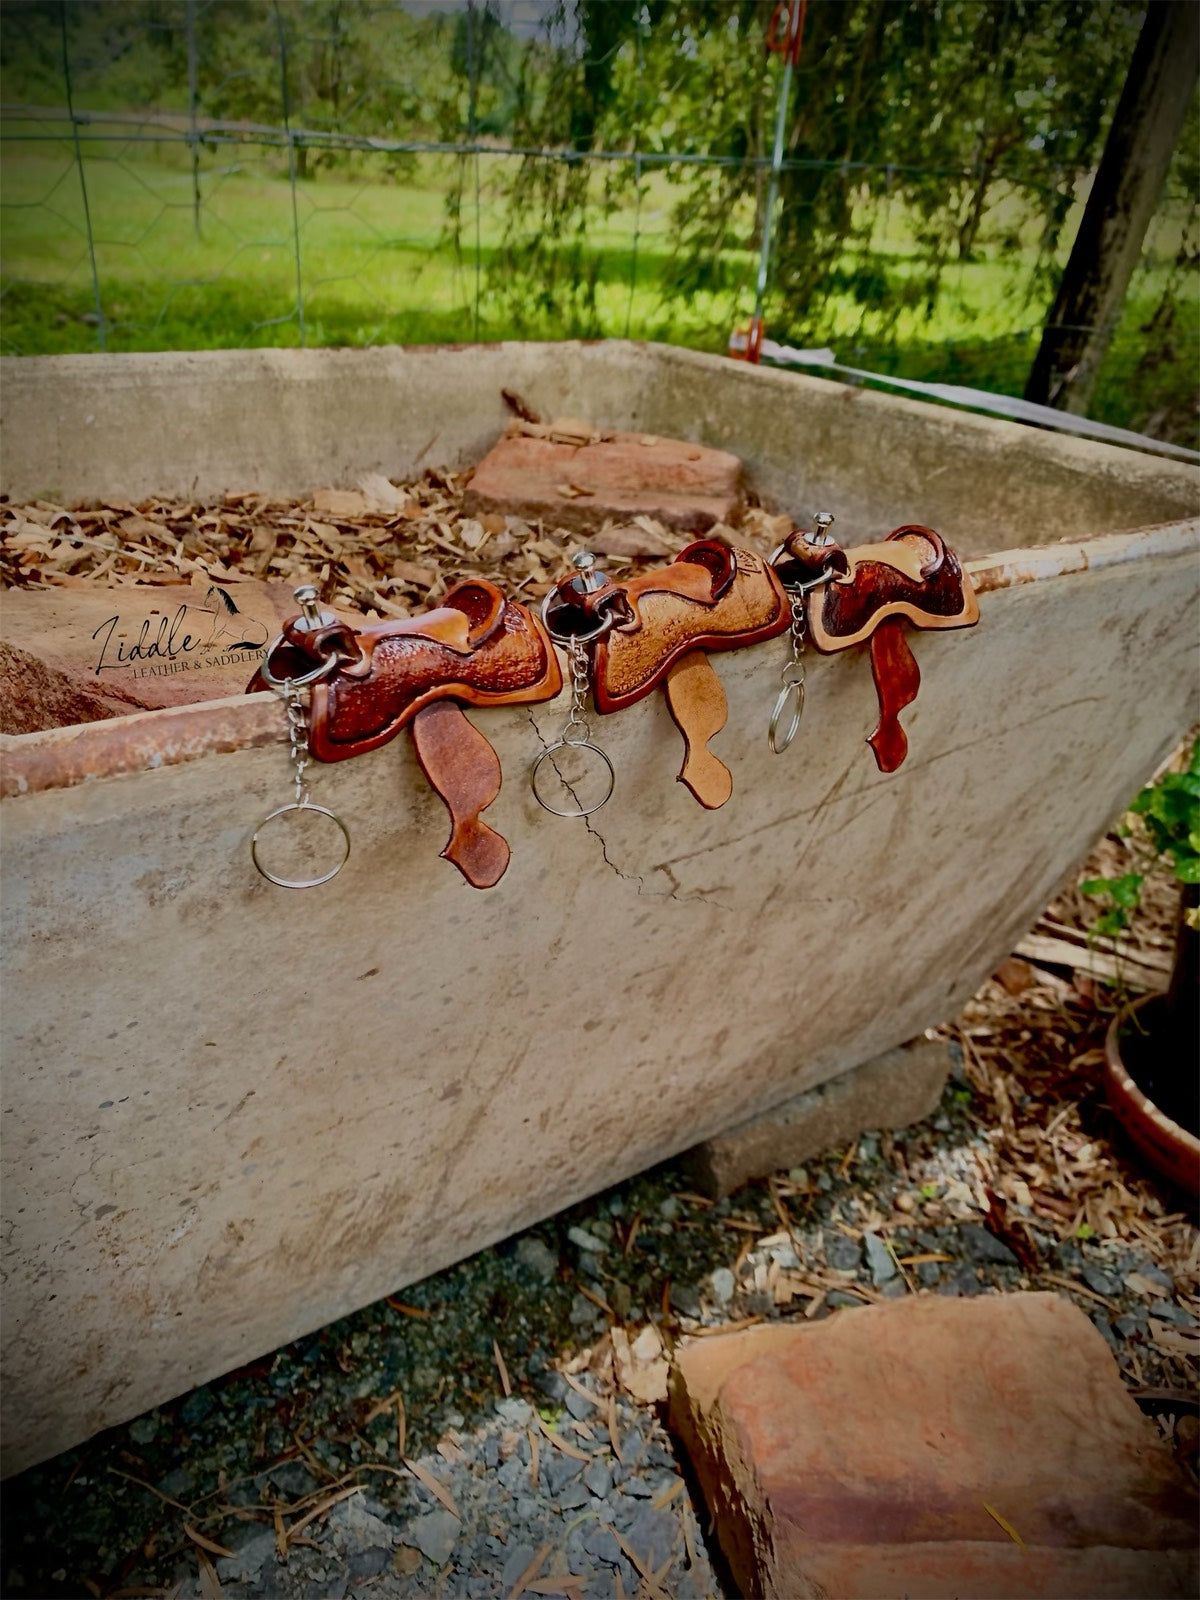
272, 0, 306, 348
59, 0, 106, 351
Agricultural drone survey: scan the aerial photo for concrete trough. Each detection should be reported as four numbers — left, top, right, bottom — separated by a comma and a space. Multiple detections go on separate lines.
1, 341, 1197, 1475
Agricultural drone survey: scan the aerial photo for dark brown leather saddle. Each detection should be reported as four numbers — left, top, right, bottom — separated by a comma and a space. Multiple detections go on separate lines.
251, 580, 562, 887
543, 539, 789, 808
772, 522, 979, 771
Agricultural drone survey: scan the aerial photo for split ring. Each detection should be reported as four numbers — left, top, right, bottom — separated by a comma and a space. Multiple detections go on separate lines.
251, 800, 351, 888
531, 738, 615, 818
768, 680, 805, 754
258, 641, 342, 691
540, 593, 618, 645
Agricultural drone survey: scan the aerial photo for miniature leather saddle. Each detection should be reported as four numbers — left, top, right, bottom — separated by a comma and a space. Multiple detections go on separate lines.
544, 540, 788, 808
251, 580, 562, 887
774, 522, 978, 771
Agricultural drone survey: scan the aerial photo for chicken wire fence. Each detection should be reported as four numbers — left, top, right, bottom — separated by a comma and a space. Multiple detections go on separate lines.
0, 0, 1195, 440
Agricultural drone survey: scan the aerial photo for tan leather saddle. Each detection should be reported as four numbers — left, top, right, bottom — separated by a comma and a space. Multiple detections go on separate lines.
544, 539, 789, 808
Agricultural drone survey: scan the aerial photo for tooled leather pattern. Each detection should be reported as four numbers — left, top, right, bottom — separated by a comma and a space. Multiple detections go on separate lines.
816, 532, 969, 641
314, 604, 552, 753
595, 547, 787, 711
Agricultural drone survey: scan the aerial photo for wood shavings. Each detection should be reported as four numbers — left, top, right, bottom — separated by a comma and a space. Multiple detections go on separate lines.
0, 465, 685, 621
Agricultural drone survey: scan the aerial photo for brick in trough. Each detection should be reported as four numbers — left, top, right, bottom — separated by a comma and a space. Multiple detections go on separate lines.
1, 580, 299, 723
668, 1292, 1198, 1599
463, 429, 744, 533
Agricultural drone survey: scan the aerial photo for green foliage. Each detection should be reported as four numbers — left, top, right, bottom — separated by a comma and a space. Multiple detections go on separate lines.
480, 0, 1148, 347
1081, 740, 1200, 939
1080, 871, 1144, 938
0, 0, 1195, 443
1129, 740, 1200, 885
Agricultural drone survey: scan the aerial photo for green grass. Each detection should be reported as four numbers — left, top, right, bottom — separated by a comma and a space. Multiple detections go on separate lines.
2, 131, 1195, 443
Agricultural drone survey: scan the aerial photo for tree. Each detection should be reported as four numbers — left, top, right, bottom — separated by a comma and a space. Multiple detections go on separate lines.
481, 0, 1147, 347
1025, 0, 1199, 414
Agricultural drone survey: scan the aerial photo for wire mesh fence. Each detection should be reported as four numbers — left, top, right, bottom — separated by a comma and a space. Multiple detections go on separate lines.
0, 0, 1195, 442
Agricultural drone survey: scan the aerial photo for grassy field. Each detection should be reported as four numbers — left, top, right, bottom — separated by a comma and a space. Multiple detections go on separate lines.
2, 128, 1195, 442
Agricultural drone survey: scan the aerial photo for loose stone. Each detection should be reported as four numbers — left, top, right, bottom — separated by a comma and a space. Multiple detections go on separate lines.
409, 1509, 459, 1567
568, 1226, 607, 1254
1081, 1265, 1119, 1298
709, 1267, 736, 1305
824, 1229, 860, 1271
501, 1543, 536, 1588
958, 1223, 1019, 1267
863, 1233, 898, 1286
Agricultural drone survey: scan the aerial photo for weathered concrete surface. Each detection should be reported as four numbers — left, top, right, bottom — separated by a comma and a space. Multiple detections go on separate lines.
668, 1294, 1199, 1599
2, 344, 1197, 555
463, 428, 744, 531
680, 1036, 951, 1197
1, 345, 1198, 1474
2, 529, 1196, 1474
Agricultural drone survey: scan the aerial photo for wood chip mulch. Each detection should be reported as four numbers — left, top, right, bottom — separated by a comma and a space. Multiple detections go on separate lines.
0, 472, 792, 615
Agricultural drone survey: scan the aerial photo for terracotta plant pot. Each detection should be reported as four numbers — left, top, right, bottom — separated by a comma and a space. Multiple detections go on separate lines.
1104, 993, 1200, 1196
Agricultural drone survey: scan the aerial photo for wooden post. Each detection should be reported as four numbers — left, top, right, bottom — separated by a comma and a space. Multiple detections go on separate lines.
1024, 1, 1198, 415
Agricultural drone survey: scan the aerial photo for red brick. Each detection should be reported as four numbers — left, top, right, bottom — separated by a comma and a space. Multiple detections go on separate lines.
669, 1293, 1198, 1599
463, 430, 744, 533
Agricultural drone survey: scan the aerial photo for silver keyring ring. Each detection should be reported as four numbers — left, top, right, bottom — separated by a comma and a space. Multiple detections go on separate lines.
258, 639, 343, 691
768, 550, 839, 594
531, 738, 615, 818
768, 680, 805, 754
251, 800, 351, 888
540, 592, 618, 645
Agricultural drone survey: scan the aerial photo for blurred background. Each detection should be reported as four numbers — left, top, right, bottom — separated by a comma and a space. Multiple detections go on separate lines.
1, 0, 1196, 445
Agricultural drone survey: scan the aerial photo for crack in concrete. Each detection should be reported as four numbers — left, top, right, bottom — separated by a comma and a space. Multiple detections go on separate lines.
525, 711, 729, 911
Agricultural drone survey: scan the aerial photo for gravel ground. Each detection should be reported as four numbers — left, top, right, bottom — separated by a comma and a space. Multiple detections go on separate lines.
3, 851, 1197, 1600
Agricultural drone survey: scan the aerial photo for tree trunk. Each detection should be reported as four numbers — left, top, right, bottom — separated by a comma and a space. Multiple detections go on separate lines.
1024, 0, 1198, 415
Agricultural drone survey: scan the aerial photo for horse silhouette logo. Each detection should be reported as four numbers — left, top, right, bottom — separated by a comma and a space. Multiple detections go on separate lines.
196, 585, 269, 653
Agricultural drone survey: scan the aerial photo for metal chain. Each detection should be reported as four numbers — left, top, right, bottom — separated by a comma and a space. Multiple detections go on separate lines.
768, 588, 809, 753
561, 638, 593, 743
784, 587, 807, 684
251, 606, 351, 889
530, 633, 615, 818
284, 684, 311, 805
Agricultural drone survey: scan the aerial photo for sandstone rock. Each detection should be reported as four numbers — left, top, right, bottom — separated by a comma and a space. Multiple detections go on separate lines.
463, 430, 743, 534
679, 1036, 951, 1197
668, 1292, 1198, 1599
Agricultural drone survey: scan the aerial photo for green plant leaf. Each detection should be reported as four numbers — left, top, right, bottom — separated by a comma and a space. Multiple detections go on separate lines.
1108, 873, 1143, 908
1175, 855, 1200, 884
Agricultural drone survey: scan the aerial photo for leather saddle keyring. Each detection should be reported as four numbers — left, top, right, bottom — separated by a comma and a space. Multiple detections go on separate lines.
539, 539, 789, 810
770, 515, 979, 771
249, 579, 562, 888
